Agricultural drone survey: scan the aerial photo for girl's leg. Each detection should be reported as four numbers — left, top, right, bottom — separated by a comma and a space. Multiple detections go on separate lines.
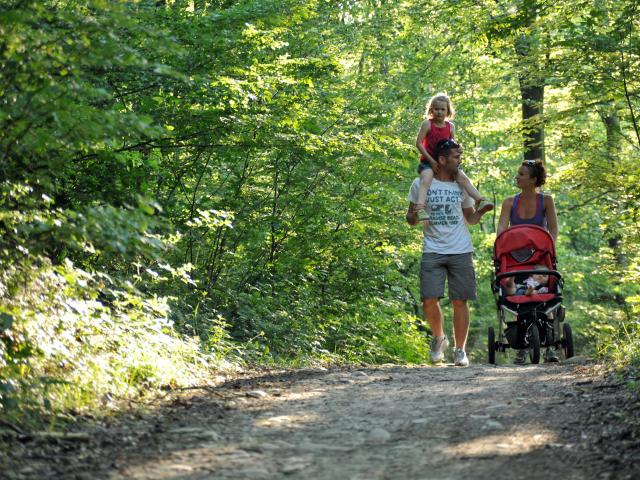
416, 168, 434, 221
455, 170, 482, 201
456, 170, 494, 214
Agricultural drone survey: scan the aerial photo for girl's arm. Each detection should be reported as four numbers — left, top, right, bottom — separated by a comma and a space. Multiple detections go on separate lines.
450, 122, 456, 139
415, 120, 436, 165
544, 195, 559, 244
497, 197, 513, 235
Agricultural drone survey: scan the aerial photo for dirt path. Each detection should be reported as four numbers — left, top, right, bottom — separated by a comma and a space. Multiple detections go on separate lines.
4, 359, 640, 480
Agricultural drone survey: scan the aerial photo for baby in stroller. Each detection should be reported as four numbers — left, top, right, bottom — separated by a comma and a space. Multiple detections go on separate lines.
504, 264, 549, 296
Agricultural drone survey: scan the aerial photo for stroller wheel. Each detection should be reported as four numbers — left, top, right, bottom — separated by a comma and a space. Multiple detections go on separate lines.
562, 323, 574, 359
528, 324, 541, 364
557, 306, 566, 323
488, 327, 496, 365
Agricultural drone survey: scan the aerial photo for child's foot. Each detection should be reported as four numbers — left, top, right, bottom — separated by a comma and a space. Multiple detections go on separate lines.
475, 198, 494, 215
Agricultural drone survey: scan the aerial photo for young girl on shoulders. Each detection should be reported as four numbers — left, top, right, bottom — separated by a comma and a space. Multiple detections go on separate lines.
414, 93, 492, 222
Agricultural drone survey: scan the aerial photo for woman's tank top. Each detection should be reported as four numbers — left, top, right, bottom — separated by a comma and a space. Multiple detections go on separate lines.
510, 193, 547, 228
421, 120, 452, 161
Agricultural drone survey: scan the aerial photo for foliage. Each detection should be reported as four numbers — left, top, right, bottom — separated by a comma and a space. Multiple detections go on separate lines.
1, 0, 639, 425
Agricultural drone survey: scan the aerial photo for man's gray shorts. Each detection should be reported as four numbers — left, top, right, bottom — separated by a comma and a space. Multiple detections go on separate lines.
420, 252, 477, 301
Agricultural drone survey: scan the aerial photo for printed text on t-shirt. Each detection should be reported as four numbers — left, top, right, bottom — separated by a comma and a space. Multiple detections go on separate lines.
428, 188, 464, 226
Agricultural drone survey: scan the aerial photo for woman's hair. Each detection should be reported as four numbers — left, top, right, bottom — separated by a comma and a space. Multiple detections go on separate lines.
521, 159, 546, 187
425, 92, 455, 119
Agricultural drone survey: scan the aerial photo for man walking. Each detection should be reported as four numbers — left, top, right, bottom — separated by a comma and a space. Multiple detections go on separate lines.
406, 139, 491, 366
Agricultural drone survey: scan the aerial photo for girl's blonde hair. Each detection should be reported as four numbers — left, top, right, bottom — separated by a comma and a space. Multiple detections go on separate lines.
425, 92, 455, 119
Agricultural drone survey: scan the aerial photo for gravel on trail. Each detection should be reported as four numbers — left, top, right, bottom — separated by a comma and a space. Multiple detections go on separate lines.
3, 358, 639, 480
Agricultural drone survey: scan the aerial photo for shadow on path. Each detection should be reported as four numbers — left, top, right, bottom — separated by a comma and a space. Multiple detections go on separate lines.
2, 362, 639, 480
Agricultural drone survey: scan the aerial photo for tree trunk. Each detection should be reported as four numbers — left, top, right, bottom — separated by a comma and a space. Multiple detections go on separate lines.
520, 84, 544, 162
600, 103, 626, 268
599, 102, 622, 165
514, 0, 545, 163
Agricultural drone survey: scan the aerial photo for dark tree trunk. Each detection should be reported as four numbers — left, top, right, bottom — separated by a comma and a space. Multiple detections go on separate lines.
600, 103, 626, 267
514, 0, 545, 163
520, 84, 544, 162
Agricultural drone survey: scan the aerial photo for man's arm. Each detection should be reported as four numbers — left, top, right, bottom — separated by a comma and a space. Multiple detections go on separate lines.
406, 202, 419, 226
462, 205, 484, 225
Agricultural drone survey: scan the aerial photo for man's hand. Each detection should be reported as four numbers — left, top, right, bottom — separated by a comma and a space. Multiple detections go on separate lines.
406, 202, 419, 225
463, 205, 482, 225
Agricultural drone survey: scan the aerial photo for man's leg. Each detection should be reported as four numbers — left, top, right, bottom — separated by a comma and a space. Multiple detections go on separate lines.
451, 299, 470, 350
447, 253, 476, 367
420, 253, 448, 362
424, 298, 449, 362
423, 298, 443, 337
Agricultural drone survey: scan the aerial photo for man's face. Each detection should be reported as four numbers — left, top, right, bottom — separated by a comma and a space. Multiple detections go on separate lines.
439, 148, 462, 174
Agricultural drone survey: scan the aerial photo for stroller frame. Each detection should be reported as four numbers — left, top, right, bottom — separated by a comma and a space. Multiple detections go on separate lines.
488, 225, 574, 364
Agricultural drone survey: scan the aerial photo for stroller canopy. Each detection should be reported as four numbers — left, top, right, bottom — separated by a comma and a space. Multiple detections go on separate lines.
494, 224, 560, 302
494, 224, 556, 262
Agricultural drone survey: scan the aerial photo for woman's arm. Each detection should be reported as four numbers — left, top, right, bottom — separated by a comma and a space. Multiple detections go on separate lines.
497, 197, 513, 235
544, 195, 559, 244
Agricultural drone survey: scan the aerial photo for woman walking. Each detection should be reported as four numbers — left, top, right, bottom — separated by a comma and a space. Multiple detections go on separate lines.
497, 160, 559, 363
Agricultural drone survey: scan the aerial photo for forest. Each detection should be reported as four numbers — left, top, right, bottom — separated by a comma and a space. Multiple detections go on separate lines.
1, 0, 639, 426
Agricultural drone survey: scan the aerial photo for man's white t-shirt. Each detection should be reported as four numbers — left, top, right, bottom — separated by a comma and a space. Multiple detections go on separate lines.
407, 177, 474, 254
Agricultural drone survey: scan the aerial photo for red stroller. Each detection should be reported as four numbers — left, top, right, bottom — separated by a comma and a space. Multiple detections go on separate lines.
489, 225, 574, 364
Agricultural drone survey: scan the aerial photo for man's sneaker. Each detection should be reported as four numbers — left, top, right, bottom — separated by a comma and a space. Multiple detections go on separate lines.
514, 349, 527, 364
454, 347, 469, 367
430, 335, 449, 363
417, 209, 430, 222
544, 347, 560, 363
